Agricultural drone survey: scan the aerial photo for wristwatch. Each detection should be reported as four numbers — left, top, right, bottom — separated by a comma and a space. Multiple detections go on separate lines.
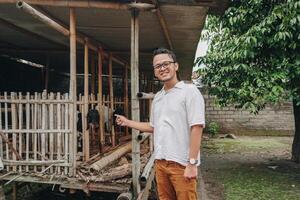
189, 158, 198, 165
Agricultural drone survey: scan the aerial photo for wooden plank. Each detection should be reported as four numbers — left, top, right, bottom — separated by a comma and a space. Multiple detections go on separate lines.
108, 53, 115, 146
57, 93, 62, 174
131, 9, 141, 196
97, 50, 104, 152
64, 93, 69, 175
124, 65, 129, 136
49, 93, 54, 173
4, 92, 9, 171
11, 92, 17, 171
33, 92, 38, 172
91, 54, 95, 95
69, 7, 77, 176
84, 41, 89, 161
25, 93, 30, 172
41, 91, 47, 171
18, 92, 23, 172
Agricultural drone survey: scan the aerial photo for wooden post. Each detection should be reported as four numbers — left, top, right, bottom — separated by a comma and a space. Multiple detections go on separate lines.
18, 92, 23, 172
91, 54, 95, 95
4, 92, 9, 171
84, 40, 90, 161
49, 93, 54, 173
41, 91, 46, 171
69, 7, 77, 176
124, 65, 129, 136
108, 53, 115, 146
33, 92, 38, 172
57, 93, 62, 174
11, 92, 17, 172
98, 50, 104, 151
131, 8, 141, 197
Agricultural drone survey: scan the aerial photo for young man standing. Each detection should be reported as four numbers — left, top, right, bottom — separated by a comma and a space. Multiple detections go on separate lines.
115, 48, 205, 200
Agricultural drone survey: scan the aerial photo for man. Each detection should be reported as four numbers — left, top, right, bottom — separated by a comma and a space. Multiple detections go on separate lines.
115, 47, 205, 200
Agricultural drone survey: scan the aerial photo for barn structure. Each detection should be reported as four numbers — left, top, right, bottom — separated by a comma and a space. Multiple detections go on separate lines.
0, 0, 228, 199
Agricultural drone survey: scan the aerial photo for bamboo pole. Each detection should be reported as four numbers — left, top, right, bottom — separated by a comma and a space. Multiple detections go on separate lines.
57, 93, 61, 174
11, 92, 17, 171
150, 0, 173, 50
149, 99, 154, 154
91, 54, 95, 95
84, 40, 90, 161
97, 50, 104, 152
4, 92, 9, 171
33, 92, 38, 172
131, 8, 141, 196
49, 93, 54, 173
25, 93, 30, 172
140, 153, 155, 187
124, 65, 129, 136
64, 93, 69, 175
108, 53, 115, 147
69, 8, 77, 176
89, 142, 131, 172
41, 91, 47, 171
13, 0, 129, 9
18, 92, 23, 172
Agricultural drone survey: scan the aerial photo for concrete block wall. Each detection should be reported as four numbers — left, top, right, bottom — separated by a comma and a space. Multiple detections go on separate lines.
203, 94, 295, 136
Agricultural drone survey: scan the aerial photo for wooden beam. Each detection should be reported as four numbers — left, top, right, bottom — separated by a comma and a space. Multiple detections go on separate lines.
151, 0, 173, 50
69, 7, 77, 176
124, 65, 129, 136
108, 53, 115, 147
2, 0, 129, 9
91, 54, 95, 94
131, 8, 141, 197
97, 50, 104, 152
83, 40, 89, 161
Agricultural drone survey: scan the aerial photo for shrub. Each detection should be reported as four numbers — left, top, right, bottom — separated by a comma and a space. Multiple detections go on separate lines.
205, 121, 220, 137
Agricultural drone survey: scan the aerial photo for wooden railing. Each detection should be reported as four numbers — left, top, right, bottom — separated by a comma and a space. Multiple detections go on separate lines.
0, 91, 73, 175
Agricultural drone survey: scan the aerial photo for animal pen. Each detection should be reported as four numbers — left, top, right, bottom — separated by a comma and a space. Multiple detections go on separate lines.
0, 0, 227, 199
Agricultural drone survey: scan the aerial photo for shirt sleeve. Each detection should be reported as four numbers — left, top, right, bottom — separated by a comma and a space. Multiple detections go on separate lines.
149, 101, 154, 127
185, 85, 205, 127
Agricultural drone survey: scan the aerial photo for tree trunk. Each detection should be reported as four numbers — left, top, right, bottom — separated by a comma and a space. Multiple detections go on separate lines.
292, 99, 300, 163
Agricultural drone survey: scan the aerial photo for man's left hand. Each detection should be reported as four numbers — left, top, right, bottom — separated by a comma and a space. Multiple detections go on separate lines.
184, 164, 198, 179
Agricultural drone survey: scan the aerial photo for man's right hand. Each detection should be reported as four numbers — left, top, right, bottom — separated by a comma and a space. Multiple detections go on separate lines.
115, 114, 129, 126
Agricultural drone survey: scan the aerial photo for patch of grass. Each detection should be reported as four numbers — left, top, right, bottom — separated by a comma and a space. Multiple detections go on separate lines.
216, 166, 300, 200
202, 137, 290, 154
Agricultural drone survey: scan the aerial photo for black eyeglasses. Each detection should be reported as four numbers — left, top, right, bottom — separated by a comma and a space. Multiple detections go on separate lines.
153, 61, 175, 70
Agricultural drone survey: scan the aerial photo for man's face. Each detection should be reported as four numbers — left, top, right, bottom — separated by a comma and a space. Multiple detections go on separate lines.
153, 53, 178, 82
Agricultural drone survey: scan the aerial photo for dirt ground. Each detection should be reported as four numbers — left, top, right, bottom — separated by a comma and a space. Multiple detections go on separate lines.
200, 136, 300, 200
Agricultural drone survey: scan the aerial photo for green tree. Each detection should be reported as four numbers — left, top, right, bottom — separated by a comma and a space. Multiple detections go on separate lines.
197, 0, 300, 162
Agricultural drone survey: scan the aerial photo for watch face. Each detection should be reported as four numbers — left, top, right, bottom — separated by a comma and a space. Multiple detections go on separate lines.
190, 158, 196, 165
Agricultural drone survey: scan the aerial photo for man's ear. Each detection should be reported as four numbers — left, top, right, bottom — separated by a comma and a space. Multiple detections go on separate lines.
175, 63, 179, 71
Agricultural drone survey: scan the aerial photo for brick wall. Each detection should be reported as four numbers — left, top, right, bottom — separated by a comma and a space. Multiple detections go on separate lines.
203, 94, 295, 136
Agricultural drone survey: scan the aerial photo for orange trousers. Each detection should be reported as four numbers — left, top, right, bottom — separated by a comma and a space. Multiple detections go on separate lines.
155, 159, 198, 200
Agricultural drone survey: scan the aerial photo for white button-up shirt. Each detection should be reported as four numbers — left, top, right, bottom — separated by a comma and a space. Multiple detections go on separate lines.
150, 81, 205, 166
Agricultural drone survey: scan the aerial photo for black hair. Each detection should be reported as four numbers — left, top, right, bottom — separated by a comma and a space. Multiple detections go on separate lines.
153, 47, 177, 63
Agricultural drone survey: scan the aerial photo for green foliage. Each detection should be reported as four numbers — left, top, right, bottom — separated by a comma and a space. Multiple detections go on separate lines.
197, 0, 300, 113
205, 121, 220, 137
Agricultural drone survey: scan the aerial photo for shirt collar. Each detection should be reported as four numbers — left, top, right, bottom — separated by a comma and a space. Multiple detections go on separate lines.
160, 81, 184, 94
